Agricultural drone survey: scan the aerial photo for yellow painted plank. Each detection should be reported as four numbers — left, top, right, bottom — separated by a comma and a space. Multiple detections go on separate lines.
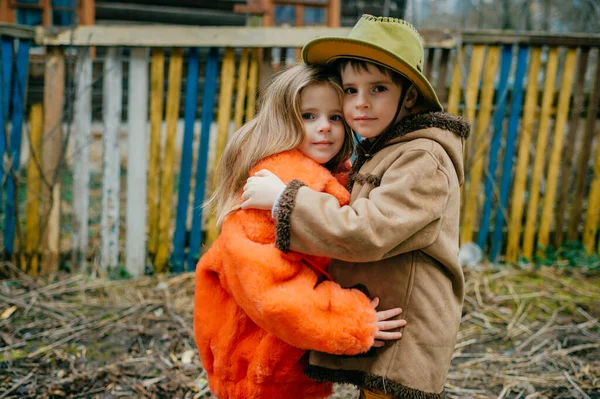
505, 47, 542, 263
155, 48, 183, 272
522, 47, 559, 260
207, 48, 237, 245
447, 47, 464, 115
148, 48, 164, 256
537, 48, 577, 255
245, 48, 259, 121
583, 128, 600, 254
234, 48, 250, 130
460, 45, 498, 244
23, 104, 43, 275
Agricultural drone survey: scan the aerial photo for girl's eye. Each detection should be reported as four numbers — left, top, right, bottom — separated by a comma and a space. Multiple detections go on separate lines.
343, 87, 357, 94
330, 115, 343, 121
302, 113, 315, 120
373, 85, 387, 93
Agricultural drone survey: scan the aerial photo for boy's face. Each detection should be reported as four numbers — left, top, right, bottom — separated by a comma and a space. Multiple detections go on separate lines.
341, 63, 402, 139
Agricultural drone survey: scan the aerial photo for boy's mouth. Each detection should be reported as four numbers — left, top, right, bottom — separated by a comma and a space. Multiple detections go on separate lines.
354, 116, 376, 122
313, 140, 333, 145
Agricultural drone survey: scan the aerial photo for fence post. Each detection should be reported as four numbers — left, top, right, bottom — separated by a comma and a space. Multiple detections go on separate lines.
3, 39, 30, 257
72, 47, 93, 273
100, 47, 123, 271
172, 47, 200, 273
155, 47, 183, 272
126, 47, 150, 277
41, 46, 64, 275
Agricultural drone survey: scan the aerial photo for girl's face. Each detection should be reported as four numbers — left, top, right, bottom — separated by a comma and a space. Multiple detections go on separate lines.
298, 83, 346, 165
341, 63, 403, 139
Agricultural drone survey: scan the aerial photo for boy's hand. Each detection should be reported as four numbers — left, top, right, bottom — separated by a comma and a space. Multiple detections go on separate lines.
241, 169, 285, 210
370, 297, 406, 347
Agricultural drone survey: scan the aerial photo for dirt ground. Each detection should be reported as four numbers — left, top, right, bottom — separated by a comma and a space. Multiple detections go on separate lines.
1, 262, 599, 399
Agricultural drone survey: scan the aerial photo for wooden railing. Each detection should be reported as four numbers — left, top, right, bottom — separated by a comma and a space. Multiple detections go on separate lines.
1, 24, 599, 276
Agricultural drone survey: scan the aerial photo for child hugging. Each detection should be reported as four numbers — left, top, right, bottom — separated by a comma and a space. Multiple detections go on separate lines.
194, 64, 406, 399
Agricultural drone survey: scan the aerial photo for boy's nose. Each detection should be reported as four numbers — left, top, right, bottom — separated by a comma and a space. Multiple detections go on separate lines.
355, 92, 369, 109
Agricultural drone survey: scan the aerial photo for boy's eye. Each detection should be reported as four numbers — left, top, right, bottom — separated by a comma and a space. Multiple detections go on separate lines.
330, 114, 343, 122
343, 87, 357, 94
373, 85, 388, 92
302, 112, 315, 120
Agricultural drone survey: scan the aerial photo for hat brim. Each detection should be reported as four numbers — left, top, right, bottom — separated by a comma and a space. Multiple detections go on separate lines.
302, 37, 443, 112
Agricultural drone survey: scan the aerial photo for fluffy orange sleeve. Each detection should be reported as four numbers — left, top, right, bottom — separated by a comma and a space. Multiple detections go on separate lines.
218, 212, 376, 355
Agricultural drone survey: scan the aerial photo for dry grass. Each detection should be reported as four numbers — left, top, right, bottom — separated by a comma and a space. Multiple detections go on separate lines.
0, 262, 598, 398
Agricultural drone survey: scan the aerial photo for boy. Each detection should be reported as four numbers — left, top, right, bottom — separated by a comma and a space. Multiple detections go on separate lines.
242, 15, 470, 399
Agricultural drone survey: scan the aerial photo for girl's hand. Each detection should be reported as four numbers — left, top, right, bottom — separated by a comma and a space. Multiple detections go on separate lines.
370, 297, 406, 348
241, 169, 286, 210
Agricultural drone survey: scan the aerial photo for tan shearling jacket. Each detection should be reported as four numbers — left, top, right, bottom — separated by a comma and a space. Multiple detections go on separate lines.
274, 112, 470, 399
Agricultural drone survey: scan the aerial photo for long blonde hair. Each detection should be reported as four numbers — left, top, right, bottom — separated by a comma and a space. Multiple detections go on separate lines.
206, 63, 353, 226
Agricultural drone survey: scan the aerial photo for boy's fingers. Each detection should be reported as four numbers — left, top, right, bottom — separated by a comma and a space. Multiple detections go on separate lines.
376, 307, 402, 321
370, 297, 379, 309
374, 331, 403, 340
377, 319, 406, 331
372, 340, 385, 348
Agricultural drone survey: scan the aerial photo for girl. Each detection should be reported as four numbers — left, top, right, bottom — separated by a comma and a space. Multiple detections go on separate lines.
194, 64, 406, 399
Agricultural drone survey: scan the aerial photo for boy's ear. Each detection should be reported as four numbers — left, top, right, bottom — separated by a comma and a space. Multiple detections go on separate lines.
404, 85, 419, 109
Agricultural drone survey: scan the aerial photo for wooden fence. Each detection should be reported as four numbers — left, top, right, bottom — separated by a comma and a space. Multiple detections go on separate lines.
0, 24, 599, 276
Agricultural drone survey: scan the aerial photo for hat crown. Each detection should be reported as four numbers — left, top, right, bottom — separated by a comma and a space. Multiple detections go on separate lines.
349, 14, 425, 73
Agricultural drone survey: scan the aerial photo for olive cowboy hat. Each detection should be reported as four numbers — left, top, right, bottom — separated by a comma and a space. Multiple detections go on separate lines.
302, 14, 443, 112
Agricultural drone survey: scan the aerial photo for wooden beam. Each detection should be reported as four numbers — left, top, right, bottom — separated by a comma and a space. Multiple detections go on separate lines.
0, 23, 35, 39
462, 30, 600, 47
37, 25, 459, 48
78, 0, 95, 25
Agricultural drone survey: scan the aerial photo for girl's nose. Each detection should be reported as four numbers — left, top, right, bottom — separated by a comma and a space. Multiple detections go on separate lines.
318, 119, 331, 133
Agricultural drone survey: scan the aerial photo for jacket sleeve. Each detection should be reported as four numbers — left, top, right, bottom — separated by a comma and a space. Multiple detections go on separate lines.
219, 215, 377, 355
275, 149, 450, 262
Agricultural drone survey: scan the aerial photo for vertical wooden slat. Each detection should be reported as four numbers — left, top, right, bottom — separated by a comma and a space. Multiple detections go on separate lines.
126, 47, 149, 277
41, 47, 64, 275
172, 47, 200, 273
554, 48, 589, 247
522, 47, 559, 260
446, 48, 463, 115
477, 45, 513, 250
206, 48, 236, 245
23, 104, 43, 275
327, 0, 340, 26
505, 47, 542, 262
3, 39, 30, 256
425, 47, 435, 82
490, 45, 529, 262
72, 47, 93, 272
234, 48, 250, 130
246, 48, 259, 121
460, 45, 492, 244
187, 47, 219, 272
0, 0, 16, 23
155, 48, 183, 272
583, 128, 600, 254
537, 48, 577, 254
436, 48, 450, 105
147, 48, 164, 258
568, 54, 600, 241
100, 47, 123, 271
0, 38, 13, 228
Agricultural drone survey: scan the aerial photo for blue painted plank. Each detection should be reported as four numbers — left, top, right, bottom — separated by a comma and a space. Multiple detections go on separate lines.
172, 47, 200, 273
187, 47, 219, 271
0, 38, 14, 223
477, 45, 513, 250
4, 40, 30, 255
490, 45, 529, 261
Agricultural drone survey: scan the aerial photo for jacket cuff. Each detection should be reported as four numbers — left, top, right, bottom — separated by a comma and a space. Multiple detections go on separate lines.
275, 180, 306, 253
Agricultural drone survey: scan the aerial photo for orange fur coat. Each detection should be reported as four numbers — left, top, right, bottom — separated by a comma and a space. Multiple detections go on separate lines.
194, 150, 377, 399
